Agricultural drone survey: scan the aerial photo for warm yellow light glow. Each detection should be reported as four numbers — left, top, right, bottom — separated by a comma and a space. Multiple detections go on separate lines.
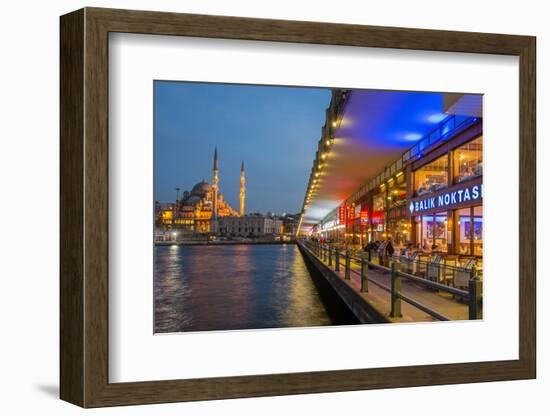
332, 121, 337, 127
396, 171, 403, 177
325, 140, 330, 146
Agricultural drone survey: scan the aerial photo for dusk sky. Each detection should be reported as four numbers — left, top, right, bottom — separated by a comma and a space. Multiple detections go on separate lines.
154, 81, 331, 214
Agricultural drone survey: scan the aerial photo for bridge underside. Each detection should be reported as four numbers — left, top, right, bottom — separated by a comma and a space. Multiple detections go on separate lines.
300, 90, 480, 233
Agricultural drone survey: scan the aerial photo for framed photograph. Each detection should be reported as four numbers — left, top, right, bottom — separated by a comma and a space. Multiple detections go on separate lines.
60, 7, 536, 407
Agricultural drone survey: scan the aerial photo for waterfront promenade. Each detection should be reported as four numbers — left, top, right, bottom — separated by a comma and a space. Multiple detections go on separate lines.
298, 241, 480, 323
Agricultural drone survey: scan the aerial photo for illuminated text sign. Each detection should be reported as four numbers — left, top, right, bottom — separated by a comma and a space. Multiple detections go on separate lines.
409, 183, 483, 214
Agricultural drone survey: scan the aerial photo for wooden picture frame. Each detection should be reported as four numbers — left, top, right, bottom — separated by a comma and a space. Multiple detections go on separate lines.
60, 7, 536, 408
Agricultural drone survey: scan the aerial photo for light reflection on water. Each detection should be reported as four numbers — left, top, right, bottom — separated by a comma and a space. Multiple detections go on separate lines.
154, 244, 339, 333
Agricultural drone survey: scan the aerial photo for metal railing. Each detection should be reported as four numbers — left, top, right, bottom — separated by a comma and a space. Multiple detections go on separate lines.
303, 241, 482, 321
364, 249, 482, 284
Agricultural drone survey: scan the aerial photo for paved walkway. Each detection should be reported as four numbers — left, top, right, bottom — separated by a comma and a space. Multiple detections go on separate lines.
307, 246, 470, 323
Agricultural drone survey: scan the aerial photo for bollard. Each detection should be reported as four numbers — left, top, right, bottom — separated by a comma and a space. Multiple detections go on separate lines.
335, 250, 340, 272
324, 245, 328, 262
468, 277, 483, 320
328, 247, 333, 266
390, 262, 402, 318
344, 251, 351, 280
360, 258, 368, 292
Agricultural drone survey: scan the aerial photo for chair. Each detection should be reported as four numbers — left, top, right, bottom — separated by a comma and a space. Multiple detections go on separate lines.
414, 253, 430, 276
427, 254, 443, 282
441, 255, 459, 286
455, 258, 476, 288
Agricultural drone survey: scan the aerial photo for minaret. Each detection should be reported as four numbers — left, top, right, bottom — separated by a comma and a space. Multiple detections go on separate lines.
212, 147, 219, 222
239, 160, 245, 217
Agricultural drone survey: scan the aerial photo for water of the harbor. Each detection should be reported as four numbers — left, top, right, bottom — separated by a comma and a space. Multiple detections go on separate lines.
154, 244, 359, 333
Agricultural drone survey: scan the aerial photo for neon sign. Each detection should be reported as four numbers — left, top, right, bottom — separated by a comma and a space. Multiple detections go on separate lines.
338, 205, 346, 224
409, 183, 483, 214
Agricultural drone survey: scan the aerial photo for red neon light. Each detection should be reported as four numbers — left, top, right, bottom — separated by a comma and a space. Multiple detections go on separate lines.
339, 206, 346, 225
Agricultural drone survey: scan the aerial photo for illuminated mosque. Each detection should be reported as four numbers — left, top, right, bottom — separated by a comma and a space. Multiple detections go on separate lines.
168, 148, 245, 233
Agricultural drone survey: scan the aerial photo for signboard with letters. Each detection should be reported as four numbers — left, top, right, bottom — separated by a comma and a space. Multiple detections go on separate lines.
409, 179, 483, 216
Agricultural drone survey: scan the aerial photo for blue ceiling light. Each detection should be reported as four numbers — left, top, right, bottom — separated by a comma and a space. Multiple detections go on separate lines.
404, 132, 423, 141
427, 113, 448, 123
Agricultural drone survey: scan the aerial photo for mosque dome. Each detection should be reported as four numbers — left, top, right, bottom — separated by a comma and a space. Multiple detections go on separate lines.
190, 181, 212, 197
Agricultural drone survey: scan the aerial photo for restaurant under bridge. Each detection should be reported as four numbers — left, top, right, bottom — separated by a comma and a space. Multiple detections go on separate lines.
297, 89, 483, 322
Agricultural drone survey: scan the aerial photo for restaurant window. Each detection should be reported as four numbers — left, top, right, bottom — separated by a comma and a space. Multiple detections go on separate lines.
417, 212, 448, 252
454, 136, 483, 184
473, 205, 483, 256
434, 212, 448, 252
414, 216, 423, 249
387, 219, 410, 247
372, 193, 386, 240
457, 206, 483, 256
373, 192, 385, 213
387, 180, 407, 209
414, 155, 448, 196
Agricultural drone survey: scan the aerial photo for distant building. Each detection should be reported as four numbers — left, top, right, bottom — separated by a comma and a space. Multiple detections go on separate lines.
282, 213, 300, 236
216, 215, 283, 238
155, 148, 244, 234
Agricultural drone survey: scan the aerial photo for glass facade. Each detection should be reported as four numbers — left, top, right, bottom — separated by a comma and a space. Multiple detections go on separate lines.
372, 192, 386, 241
327, 133, 482, 260
414, 154, 448, 196
453, 136, 483, 184
386, 218, 410, 246
457, 205, 483, 256
415, 212, 448, 252
411, 134, 483, 257
386, 175, 408, 246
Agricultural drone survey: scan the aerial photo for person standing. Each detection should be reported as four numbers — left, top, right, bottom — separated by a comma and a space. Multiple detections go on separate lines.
385, 237, 395, 258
